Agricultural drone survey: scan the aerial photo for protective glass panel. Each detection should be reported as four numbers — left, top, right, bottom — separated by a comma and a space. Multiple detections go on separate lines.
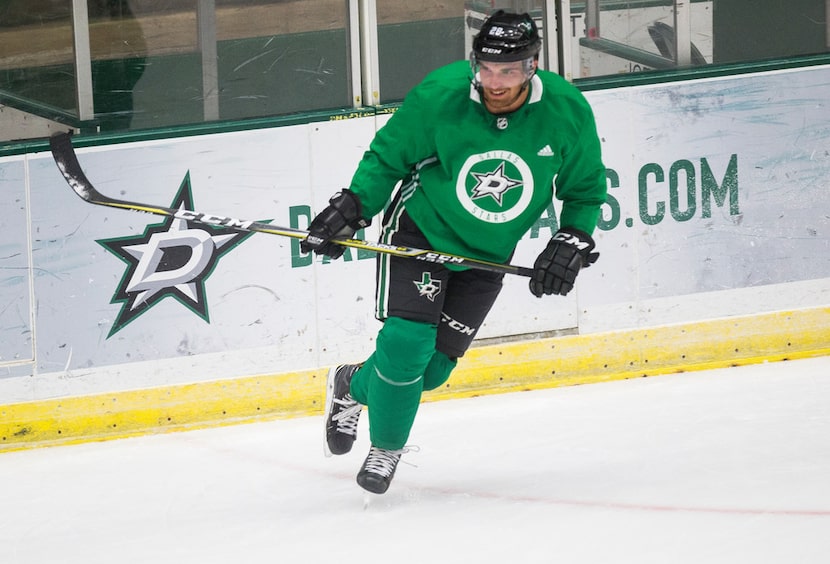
377, 0, 469, 103
1, 1, 351, 138
573, 0, 712, 78
213, 0, 351, 122
572, 0, 829, 80
711, 0, 829, 64
89, 0, 351, 131
0, 1, 78, 116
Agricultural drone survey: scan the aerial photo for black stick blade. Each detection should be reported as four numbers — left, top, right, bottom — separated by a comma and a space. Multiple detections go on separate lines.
49, 132, 101, 203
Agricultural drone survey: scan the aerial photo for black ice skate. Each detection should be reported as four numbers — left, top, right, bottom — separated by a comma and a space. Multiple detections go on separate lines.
324, 364, 362, 456
356, 446, 404, 494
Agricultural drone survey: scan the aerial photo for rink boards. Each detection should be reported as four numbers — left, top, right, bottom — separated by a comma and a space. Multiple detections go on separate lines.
1, 64, 829, 450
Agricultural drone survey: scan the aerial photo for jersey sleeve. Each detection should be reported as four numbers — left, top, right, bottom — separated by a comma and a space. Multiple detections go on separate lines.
347, 86, 437, 218
554, 98, 607, 235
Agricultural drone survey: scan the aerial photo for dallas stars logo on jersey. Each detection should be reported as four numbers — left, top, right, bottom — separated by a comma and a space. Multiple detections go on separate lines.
470, 162, 522, 205
456, 150, 534, 223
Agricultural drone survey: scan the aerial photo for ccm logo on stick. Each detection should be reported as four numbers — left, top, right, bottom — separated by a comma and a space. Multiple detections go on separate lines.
418, 252, 465, 265
174, 209, 254, 230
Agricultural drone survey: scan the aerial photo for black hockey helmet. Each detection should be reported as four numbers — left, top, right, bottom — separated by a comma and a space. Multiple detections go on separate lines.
472, 10, 541, 63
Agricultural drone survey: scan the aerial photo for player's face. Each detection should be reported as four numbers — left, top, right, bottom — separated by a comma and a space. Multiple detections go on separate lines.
477, 59, 535, 114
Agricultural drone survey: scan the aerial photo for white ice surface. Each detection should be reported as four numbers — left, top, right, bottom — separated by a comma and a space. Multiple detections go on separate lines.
2, 356, 829, 564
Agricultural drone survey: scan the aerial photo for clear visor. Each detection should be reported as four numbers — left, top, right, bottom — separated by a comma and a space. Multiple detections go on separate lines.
471, 55, 536, 87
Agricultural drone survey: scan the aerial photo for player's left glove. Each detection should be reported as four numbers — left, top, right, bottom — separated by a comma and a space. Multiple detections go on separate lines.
529, 228, 599, 297
300, 189, 370, 259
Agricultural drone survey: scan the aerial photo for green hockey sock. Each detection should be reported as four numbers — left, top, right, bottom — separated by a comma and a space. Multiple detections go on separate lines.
355, 317, 436, 450
423, 350, 458, 391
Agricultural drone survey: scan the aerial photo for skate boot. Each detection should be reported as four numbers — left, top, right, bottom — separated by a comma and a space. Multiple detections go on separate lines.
324, 364, 362, 456
356, 446, 405, 494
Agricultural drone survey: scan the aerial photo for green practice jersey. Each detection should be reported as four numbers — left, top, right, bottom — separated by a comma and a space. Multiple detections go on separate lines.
348, 60, 607, 265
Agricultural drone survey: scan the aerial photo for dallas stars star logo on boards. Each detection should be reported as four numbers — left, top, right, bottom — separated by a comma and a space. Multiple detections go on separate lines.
97, 172, 259, 338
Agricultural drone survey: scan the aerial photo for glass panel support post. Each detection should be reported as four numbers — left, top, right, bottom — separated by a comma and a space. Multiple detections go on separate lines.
71, 0, 95, 122
585, 0, 599, 39
347, 0, 363, 107
358, 0, 380, 107
197, 0, 220, 121
548, 0, 573, 80
674, 0, 692, 66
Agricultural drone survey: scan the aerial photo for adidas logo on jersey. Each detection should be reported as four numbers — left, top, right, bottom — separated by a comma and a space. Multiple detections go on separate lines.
537, 145, 554, 157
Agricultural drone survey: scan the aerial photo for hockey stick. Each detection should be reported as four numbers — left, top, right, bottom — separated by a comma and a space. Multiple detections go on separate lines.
49, 133, 534, 277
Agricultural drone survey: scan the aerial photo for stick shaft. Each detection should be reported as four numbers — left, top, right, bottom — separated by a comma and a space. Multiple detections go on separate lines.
49, 133, 534, 277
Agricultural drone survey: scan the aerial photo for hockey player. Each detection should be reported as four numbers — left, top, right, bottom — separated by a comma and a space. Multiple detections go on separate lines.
301, 10, 607, 494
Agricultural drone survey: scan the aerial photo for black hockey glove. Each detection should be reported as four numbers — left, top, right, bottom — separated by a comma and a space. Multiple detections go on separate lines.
529, 228, 599, 297
300, 189, 370, 259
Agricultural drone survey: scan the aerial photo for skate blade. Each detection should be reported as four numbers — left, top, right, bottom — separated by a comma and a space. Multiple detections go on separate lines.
322, 366, 337, 458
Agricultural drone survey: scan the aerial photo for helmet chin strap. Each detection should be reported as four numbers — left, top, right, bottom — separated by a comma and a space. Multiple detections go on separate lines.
469, 52, 482, 90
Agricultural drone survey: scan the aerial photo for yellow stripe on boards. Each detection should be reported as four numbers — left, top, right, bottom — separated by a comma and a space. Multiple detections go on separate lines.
2, 307, 828, 452
429, 307, 830, 401
1, 370, 324, 452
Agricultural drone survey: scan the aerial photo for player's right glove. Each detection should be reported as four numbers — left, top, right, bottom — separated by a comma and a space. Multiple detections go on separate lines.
529, 228, 599, 297
300, 189, 370, 259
